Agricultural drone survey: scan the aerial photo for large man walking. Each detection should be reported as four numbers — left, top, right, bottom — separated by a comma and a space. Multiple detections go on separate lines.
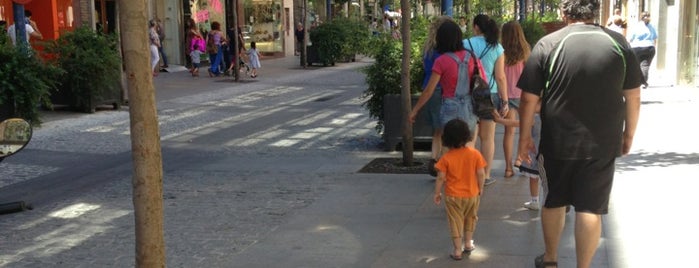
516, 0, 642, 267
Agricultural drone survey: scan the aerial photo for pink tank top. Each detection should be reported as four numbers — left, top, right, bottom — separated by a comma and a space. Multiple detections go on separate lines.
505, 61, 524, 99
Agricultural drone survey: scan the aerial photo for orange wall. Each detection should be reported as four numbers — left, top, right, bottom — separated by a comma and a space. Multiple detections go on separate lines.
0, 0, 73, 40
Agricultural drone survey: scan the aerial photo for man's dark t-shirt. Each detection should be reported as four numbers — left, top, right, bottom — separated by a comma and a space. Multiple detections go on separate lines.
517, 24, 642, 160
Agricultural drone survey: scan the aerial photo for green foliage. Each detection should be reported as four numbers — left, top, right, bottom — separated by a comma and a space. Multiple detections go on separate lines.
539, 10, 562, 22
520, 17, 546, 47
310, 18, 370, 65
45, 26, 122, 111
0, 42, 63, 125
361, 38, 401, 132
361, 16, 432, 132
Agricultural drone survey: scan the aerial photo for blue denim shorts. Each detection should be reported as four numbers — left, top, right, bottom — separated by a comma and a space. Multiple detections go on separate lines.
440, 96, 477, 132
480, 94, 520, 120
425, 87, 442, 130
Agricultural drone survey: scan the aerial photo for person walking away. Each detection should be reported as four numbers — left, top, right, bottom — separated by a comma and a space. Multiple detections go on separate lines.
148, 19, 161, 77
627, 11, 657, 88
499, 21, 531, 178
189, 43, 204, 77
207, 21, 227, 77
491, 102, 542, 210
6, 10, 42, 47
156, 18, 169, 69
516, 0, 642, 267
409, 20, 486, 148
246, 41, 262, 78
464, 14, 509, 186
421, 16, 452, 177
432, 118, 486, 260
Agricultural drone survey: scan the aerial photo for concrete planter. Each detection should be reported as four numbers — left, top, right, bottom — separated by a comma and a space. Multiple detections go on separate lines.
0, 100, 15, 121
382, 94, 433, 151
542, 21, 567, 34
50, 83, 123, 113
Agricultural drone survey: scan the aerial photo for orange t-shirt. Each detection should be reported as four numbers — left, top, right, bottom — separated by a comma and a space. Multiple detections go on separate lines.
435, 147, 486, 198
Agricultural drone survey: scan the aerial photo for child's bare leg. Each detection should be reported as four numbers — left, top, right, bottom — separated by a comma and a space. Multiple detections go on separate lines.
530, 177, 539, 200
464, 231, 474, 249
451, 237, 463, 256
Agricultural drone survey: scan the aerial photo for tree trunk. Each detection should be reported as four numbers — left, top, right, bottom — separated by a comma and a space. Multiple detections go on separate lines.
118, 1, 166, 267
233, 0, 240, 81
400, 0, 413, 165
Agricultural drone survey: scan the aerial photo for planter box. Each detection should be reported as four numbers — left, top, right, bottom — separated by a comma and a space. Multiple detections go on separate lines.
305, 45, 335, 67
50, 82, 123, 113
382, 94, 433, 151
542, 21, 567, 34
0, 100, 15, 121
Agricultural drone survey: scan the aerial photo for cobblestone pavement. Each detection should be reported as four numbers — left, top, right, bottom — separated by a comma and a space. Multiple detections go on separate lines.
0, 57, 387, 267
1, 56, 698, 267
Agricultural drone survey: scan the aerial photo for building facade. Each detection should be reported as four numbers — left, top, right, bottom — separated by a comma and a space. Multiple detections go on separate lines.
603, 0, 698, 86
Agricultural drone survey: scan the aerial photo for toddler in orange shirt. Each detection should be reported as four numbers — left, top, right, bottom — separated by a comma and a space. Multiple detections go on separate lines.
433, 118, 486, 261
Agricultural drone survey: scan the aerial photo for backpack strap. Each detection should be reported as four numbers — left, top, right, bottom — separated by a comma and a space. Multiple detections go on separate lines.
445, 52, 472, 98
467, 38, 494, 88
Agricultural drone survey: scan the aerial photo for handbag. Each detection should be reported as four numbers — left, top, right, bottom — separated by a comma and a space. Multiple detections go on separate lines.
206, 33, 218, 54
466, 40, 495, 118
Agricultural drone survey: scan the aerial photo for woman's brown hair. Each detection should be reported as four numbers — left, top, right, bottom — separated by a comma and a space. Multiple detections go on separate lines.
501, 21, 531, 66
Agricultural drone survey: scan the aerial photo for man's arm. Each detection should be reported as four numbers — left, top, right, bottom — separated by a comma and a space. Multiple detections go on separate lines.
518, 91, 540, 164
28, 21, 42, 40
622, 88, 640, 155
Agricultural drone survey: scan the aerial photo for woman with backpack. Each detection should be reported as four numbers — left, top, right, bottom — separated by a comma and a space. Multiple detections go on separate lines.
464, 14, 508, 186
409, 20, 486, 146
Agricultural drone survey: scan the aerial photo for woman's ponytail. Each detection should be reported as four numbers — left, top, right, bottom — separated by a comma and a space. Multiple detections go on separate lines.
473, 14, 500, 46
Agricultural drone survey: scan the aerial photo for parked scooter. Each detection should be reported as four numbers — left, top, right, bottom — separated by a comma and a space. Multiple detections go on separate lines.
0, 118, 34, 214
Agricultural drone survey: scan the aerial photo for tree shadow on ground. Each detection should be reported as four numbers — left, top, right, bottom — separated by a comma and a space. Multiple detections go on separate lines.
616, 151, 699, 172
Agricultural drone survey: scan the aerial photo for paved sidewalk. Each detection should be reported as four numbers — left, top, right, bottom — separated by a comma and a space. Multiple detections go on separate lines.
1, 55, 697, 267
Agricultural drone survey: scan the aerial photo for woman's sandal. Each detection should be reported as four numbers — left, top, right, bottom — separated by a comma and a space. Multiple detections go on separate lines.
504, 169, 514, 178
534, 254, 558, 268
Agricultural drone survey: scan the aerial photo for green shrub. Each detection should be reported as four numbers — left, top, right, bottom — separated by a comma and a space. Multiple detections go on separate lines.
310, 18, 370, 65
521, 17, 546, 47
0, 42, 63, 125
45, 26, 122, 111
361, 17, 432, 132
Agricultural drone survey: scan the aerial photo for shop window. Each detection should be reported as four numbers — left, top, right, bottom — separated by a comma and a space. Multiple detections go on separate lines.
243, 0, 283, 53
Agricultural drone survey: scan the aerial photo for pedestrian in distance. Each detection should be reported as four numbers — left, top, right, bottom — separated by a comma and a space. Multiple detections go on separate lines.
432, 118, 486, 261
628, 11, 657, 88
207, 21, 227, 77
409, 20, 486, 149
421, 16, 453, 177
516, 0, 642, 267
246, 41, 261, 78
464, 14, 509, 186
6, 10, 43, 47
185, 18, 203, 69
155, 18, 169, 69
499, 20, 531, 178
295, 22, 304, 56
148, 19, 161, 77
189, 43, 204, 77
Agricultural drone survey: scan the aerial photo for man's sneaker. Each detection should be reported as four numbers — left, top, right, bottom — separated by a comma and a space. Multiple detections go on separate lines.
484, 177, 496, 186
524, 200, 540, 210
427, 159, 438, 177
